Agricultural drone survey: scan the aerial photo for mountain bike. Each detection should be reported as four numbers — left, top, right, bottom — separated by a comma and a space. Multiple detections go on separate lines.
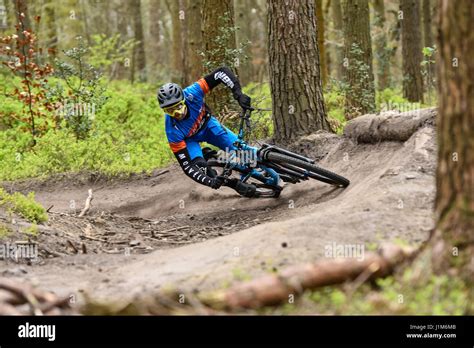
205, 107, 350, 198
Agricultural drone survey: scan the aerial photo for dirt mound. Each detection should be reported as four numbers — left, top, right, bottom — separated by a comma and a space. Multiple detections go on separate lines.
0, 108, 437, 306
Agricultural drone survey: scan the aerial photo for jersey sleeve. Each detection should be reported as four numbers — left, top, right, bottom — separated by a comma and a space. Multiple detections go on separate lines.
165, 116, 216, 188
202, 66, 242, 98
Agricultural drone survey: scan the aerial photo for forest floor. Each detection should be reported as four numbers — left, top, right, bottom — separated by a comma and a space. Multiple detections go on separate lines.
0, 108, 437, 311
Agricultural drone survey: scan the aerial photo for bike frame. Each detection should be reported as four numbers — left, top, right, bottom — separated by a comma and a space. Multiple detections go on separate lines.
220, 108, 282, 187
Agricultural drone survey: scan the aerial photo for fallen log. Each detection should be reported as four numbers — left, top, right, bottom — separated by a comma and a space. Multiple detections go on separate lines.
200, 244, 416, 310
0, 278, 73, 315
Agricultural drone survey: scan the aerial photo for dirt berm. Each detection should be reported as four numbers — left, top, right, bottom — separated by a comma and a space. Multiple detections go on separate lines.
0, 108, 437, 304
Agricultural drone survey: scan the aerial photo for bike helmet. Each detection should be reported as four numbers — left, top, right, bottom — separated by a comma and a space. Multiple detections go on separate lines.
157, 83, 184, 108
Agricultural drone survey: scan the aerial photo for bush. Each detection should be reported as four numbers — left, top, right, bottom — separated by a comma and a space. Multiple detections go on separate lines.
0, 81, 174, 181
324, 86, 346, 134
0, 188, 48, 223
2, 82, 429, 183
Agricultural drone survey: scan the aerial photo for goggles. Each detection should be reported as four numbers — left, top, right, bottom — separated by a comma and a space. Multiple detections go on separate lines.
164, 100, 186, 116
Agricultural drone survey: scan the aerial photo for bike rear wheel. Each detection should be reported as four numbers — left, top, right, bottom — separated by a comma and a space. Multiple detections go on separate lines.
265, 152, 350, 187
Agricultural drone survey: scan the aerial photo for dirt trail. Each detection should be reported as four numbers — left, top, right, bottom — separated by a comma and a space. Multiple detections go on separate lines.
0, 109, 437, 305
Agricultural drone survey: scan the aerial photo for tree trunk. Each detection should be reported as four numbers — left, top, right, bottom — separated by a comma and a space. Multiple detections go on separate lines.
330, 0, 343, 81
400, 0, 424, 102
267, 0, 331, 143
148, 0, 162, 79
343, 0, 375, 119
42, 0, 57, 58
373, 0, 389, 90
315, 0, 327, 87
186, 0, 202, 83
0, 0, 8, 30
169, 0, 184, 83
422, 0, 433, 48
252, 0, 269, 83
179, 0, 189, 85
234, 0, 252, 85
130, 0, 147, 83
432, 0, 474, 288
113, 0, 131, 80
13, 0, 32, 42
201, 0, 237, 115
79, 0, 91, 45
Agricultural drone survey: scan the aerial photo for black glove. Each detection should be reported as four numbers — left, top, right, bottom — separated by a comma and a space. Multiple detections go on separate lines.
234, 92, 251, 110
210, 175, 227, 189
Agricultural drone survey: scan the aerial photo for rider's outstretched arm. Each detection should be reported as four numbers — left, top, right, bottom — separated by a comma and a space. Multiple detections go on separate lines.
198, 66, 251, 109
170, 142, 219, 189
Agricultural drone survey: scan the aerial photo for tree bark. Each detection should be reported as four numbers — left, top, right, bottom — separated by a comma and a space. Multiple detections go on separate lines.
79, 0, 91, 45
267, 0, 331, 143
130, 0, 147, 83
422, 0, 433, 48
148, 0, 162, 78
315, 0, 327, 87
330, 0, 343, 81
13, 0, 32, 45
252, 0, 269, 83
186, 0, 202, 83
0, 0, 8, 30
201, 0, 237, 114
42, 0, 57, 58
113, 0, 131, 80
167, 0, 183, 83
373, 0, 389, 90
178, 0, 189, 85
343, 0, 375, 119
400, 0, 424, 102
234, 0, 253, 86
432, 0, 474, 287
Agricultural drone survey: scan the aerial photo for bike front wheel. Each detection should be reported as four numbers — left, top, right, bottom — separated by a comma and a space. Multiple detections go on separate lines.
265, 152, 350, 187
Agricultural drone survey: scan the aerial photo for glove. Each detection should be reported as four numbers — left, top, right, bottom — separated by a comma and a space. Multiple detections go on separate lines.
210, 175, 227, 189
234, 92, 252, 110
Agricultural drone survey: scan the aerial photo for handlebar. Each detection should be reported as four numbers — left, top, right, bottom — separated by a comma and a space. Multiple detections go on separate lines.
242, 107, 272, 113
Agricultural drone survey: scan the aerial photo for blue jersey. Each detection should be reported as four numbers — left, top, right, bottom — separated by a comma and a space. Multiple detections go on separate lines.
165, 79, 210, 153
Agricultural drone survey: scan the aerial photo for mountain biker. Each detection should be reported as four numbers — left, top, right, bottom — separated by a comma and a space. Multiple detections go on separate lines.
157, 66, 257, 198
